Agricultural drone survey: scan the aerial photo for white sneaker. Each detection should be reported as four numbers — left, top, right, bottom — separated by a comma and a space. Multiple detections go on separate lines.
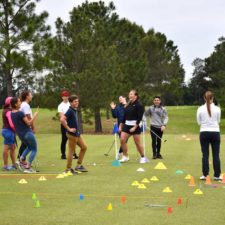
139, 157, 149, 164
119, 156, 129, 163
200, 175, 206, 180
116, 153, 123, 160
214, 176, 222, 181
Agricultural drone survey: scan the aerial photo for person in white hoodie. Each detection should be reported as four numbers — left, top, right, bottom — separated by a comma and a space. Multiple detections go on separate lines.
197, 91, 221, 181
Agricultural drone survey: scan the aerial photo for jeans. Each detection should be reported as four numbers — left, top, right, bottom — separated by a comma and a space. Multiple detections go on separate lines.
200, 132, 221, 177
20, 131, 37, 164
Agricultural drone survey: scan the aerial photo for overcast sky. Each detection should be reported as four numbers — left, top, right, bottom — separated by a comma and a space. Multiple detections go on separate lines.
36, 0, 225, 82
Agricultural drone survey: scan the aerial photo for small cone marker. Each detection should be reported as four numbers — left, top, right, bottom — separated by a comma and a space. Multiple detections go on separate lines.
150, 176, 159, 181
205, 175, 212, 185
38, 176, 47, 181
112, 159, 122, 167
18, 179, 27, 184
35, 200, 41, 208
138, 184, 147, 189
141, 178, 150, 183
107, 203, 113, 211
79, 194, 84, 200
131, 181, 140, 186
193, 189, 203, 195
185, 174, 192, 179
154, 162, 167, 170
188, 176, 196, 187
137, 168, 145, 172
121, 196, 126, 204
167, 207, 173, 214
221, 174, 225, 184
56, 174, 64, 179
177, 197, 182, 205
163, 187, 172, 193
32, 193, 37, 200
176, 170, 184, 174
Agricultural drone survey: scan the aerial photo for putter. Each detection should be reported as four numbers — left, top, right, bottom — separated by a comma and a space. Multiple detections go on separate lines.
104, 140, 115, 156
147, 127, 167, 142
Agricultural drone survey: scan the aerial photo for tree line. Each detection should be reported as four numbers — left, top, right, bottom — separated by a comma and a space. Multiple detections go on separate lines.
0, 0, 224, 132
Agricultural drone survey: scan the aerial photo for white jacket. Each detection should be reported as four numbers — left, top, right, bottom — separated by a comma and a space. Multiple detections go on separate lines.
196, 103, 221, 132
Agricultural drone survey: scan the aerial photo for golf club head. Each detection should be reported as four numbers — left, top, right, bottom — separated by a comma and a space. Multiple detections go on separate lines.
163, 140, 167, 142
104, 153, 109, 156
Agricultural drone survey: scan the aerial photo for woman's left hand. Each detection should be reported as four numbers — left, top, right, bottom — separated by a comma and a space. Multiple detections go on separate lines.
161, 126, 166, 132
129, 126, 136, 133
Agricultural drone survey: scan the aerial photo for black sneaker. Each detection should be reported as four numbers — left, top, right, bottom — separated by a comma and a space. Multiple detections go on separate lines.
75, 165, 88, 172
152, 155, 157, 159
73, 153, 78, 159
157, 154, 163, 159
61, 155, 66, 160
65, 168, 78, 175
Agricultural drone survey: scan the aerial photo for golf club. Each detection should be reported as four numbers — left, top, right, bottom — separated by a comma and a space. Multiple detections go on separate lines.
104, 140, 115, 156
146, 127, 167, 142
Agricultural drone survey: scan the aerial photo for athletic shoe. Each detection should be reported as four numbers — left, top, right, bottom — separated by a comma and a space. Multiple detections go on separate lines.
152, 155, 157, 159
16, 161, 25, 172
24, 168, 36, 173
116, 153, 123, 160
214, 176, 222, 181
8, 165, 17, 171
65, 168, 78, 174
139, 156, 149, 164
200, 175, 206, 180
61, 155, 66, 160
75, 165, 88, 172
157, 153, 163, 159
2, 166, 10, 171
73, 153, 78, 159
119, 156, 130, 163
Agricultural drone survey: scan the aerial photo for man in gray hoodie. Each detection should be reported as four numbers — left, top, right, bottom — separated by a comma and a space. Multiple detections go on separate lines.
145, 96, 168, 159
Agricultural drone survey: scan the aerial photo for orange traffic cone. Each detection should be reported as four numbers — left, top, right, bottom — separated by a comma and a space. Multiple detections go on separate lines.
221, 174, 225, 184
205, 175, 212, 185
188, 176, 195, 187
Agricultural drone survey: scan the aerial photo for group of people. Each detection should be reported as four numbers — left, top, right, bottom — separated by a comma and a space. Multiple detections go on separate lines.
111, 89, 222, 180
110, 90, 168, 163
1, 88, 222, 180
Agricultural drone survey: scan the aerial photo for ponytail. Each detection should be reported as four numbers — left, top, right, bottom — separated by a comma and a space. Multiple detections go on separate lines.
204, 91, 214, 117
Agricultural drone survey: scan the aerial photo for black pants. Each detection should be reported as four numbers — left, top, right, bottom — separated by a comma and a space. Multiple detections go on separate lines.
61, 125, 68, 157
200, 132, 221, 177
150, 126, 163, 155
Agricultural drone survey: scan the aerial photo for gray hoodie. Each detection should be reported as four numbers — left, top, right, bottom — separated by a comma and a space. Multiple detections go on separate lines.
145, 105, 168, 128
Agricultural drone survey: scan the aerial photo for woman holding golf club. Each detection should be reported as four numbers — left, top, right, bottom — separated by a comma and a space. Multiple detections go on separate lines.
119, 90, 149, 163
10, 97, 38, 173
197, 91, 221, 181
145, 96, 168, 159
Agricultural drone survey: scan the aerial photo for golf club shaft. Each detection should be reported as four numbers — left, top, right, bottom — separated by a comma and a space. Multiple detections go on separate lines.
104, 140, 115, 155
146, 127, 167, 142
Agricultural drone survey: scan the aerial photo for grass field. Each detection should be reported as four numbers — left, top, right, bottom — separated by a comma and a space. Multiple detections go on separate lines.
0, 107, 225, 225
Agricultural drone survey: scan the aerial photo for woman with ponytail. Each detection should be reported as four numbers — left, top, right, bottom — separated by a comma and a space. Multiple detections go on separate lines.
197, 91, 222, 181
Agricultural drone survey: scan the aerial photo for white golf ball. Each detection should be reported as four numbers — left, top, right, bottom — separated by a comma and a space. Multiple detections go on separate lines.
93, 163, 96, 166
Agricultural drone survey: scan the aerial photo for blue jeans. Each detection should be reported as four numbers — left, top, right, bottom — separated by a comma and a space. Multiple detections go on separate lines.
20, 131, 37, 164
200, 132, 221, 177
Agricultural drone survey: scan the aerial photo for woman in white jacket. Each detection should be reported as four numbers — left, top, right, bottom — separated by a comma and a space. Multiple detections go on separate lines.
197, 91, 221, 181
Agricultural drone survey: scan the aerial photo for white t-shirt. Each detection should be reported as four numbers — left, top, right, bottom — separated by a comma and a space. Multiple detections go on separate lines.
20, 102, 33, 118
58, 101, 70, 114
196, 103, 221, 132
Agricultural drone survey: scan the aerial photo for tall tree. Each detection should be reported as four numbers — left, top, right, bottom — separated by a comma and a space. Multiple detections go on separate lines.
0, 0, 50, 101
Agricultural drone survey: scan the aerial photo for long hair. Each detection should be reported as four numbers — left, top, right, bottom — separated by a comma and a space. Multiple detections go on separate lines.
125, 89, 139, 107
204, 91, 214, 117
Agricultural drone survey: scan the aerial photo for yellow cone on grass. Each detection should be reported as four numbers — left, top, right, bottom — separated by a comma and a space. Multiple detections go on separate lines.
131, 181, 140, 186
163, 187, 172, 193
18, 179, 27, 184
185, 174, 192, 179
150, 176, 159, 181
154, 162, 167, 170
141, 178, 150, 183
107, 203, 113, 211
193, 189, 203, 195
138, 184, 147, 189
56, 174, 64, 179
38, 176, 47, 181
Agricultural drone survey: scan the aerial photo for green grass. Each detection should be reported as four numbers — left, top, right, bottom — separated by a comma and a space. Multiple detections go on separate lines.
0, 106, 225, 225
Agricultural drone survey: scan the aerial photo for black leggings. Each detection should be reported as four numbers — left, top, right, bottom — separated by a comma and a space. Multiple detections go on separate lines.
61, 125, 68, 157
150, 126, 163, 155
200, 132, 221, 177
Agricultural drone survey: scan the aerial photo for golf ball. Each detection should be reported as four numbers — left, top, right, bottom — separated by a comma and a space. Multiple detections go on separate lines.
93, 163, 96, 166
